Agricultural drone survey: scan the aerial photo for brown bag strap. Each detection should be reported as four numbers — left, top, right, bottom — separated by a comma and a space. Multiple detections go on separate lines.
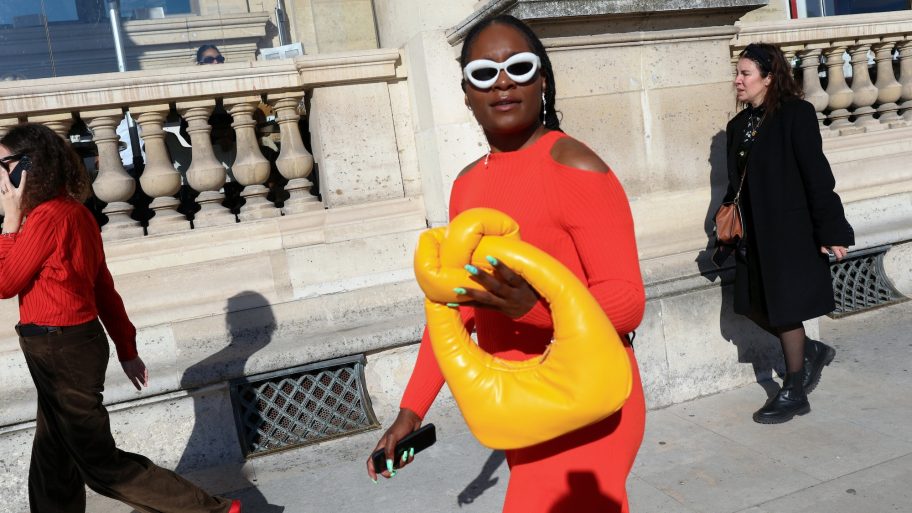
733, 166, 747, 204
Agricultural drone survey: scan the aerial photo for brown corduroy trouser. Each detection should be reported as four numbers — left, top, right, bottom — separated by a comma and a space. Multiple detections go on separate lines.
18, 319, 232, 513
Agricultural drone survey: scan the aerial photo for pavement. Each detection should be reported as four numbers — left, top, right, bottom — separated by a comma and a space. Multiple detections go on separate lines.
88, 299, 912, 513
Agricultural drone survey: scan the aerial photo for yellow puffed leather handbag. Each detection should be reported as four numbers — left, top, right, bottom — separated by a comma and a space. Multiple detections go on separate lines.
414, 208, 632, 450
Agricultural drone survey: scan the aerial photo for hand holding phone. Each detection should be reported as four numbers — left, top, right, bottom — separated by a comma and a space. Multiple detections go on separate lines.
371, 423, 437, 474
8, 155, 31, 188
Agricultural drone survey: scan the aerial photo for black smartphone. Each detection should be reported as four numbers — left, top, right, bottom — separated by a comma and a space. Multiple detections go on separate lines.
9, 155, 31, 188
371, 423, 437, 473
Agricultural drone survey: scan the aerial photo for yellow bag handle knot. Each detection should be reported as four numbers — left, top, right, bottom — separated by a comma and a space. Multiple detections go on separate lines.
414, 208, 633, 449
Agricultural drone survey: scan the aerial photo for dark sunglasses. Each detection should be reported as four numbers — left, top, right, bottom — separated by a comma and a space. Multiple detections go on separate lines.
0, 153, 23, 172
199, 55, 225, 64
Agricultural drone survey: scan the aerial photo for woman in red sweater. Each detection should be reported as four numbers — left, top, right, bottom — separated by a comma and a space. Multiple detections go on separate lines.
0, 124, 240, 513
366, 15, 646, 512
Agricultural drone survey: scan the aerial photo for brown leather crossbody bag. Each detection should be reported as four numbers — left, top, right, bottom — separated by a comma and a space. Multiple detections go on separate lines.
714, 168, 747, 245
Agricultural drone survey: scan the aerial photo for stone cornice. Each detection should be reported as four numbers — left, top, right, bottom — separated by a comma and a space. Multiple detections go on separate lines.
447, 0, 767, 45
734, 10, 912, 48
544, 25, 739, 51
0, 48, 402, 118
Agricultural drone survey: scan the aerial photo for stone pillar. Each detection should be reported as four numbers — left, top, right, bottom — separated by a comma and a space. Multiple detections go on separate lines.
224, 96, 278, 222
28, 113, 74, 139
177, 99, 234, 228
309, 83, 403, 208
798, 47, 828, 128
133, 105, 188, 235
898, 40, 912, 122
847, 44, 880, 131
84, 109, 140, 240
873, 41, 902, 125
824, 45, 854, 131
269, 92, 320, 215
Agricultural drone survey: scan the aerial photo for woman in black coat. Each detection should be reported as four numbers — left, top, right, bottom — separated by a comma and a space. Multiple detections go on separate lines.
723, 43, 854, 424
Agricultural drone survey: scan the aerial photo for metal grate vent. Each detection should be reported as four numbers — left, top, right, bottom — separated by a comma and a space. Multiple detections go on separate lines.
830, 246, 906, 317
229, 355, 379, 457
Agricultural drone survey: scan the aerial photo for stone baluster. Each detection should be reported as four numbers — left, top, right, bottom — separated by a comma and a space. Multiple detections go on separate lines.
0, 118, 18, 139
847, 43, 880, 131
269, 92, 320, 215
824, 45, 854, 131
781, 45, 801, 70
798, 47, 829, 128
29, 113, 74, 139
177, 100, 234, 228
873, 40, 902, 125
84, 109, 140, 239
224, 96, 278, 221
898, 40, 912, 121
133, 105, 188, 235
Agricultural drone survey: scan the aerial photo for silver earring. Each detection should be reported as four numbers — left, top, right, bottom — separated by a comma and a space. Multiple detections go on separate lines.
542, 91, 547, 124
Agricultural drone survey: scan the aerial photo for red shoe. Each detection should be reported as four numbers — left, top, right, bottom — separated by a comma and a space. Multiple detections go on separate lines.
228, 499, 242, 513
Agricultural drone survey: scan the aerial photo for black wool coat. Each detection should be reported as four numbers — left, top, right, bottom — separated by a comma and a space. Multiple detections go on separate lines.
724, 98, 854, 327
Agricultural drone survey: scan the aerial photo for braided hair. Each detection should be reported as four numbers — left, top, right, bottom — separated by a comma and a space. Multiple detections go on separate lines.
459, 15, 561, 131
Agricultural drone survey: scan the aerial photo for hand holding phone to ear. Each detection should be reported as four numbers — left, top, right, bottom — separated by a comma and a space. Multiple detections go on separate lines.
0, 156, 28, 234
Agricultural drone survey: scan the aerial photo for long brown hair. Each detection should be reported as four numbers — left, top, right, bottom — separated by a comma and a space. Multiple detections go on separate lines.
739, 43, 803, 116
0, 123, 91, 214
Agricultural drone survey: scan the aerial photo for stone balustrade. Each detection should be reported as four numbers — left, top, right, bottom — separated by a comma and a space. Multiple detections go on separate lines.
733, 11, 912, 135
0, 48, 406, 239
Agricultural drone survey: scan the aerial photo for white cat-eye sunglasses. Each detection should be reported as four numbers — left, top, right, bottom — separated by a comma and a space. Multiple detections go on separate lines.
463, 52, 541, 89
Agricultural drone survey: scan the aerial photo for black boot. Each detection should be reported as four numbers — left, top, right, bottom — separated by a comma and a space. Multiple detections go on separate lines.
803, 338, 836, 394
753, 371, 810, 424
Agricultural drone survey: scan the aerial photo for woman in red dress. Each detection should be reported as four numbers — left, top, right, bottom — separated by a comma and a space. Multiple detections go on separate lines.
366, 15, 646, 512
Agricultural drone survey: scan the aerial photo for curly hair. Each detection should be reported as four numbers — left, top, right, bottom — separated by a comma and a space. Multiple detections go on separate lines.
0, 123, 91, 214
459, 14, 561, 131
738, 43, 803, 116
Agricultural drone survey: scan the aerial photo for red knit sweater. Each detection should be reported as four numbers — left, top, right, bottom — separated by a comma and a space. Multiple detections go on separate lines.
0, 196, 138, 361
401, 130, 645, 417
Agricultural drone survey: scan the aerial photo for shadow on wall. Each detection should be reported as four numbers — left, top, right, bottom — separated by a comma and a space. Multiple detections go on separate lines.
697, 130, 782, 398
169, 291, 285, 512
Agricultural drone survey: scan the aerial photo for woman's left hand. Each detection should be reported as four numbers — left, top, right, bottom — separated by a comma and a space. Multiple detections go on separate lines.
0, 167, 26, 233
820, 245, 848, 261
121, 357, 149, 391
457, 258, 539, 318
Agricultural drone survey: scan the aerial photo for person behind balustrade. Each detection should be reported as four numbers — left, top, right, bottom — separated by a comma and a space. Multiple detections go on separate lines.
0, 123, 242, 513
365, 15, 646, 512
721, 43, 854, 424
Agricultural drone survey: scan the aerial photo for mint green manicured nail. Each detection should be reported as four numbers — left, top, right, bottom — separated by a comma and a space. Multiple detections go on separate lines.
409, 447, 415, 458
386, 458, 394, 474
372, 478, 378, 484
465, 264, 479, 275
486, 255, 498, 266
446, 302, 459, 308
401, 452, 408, 464
454, 287, 467, 295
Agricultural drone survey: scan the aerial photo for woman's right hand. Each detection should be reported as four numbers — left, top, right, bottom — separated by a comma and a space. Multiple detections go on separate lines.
0, 167, 26, 233
366, 408, 422, 482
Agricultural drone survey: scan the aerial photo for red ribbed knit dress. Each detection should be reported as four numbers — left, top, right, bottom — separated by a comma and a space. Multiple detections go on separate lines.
400, 130, 646, 513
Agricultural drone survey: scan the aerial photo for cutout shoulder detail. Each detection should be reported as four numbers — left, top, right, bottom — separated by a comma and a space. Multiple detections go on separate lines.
550, 136, 610, 174
457, 156, 484, 179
